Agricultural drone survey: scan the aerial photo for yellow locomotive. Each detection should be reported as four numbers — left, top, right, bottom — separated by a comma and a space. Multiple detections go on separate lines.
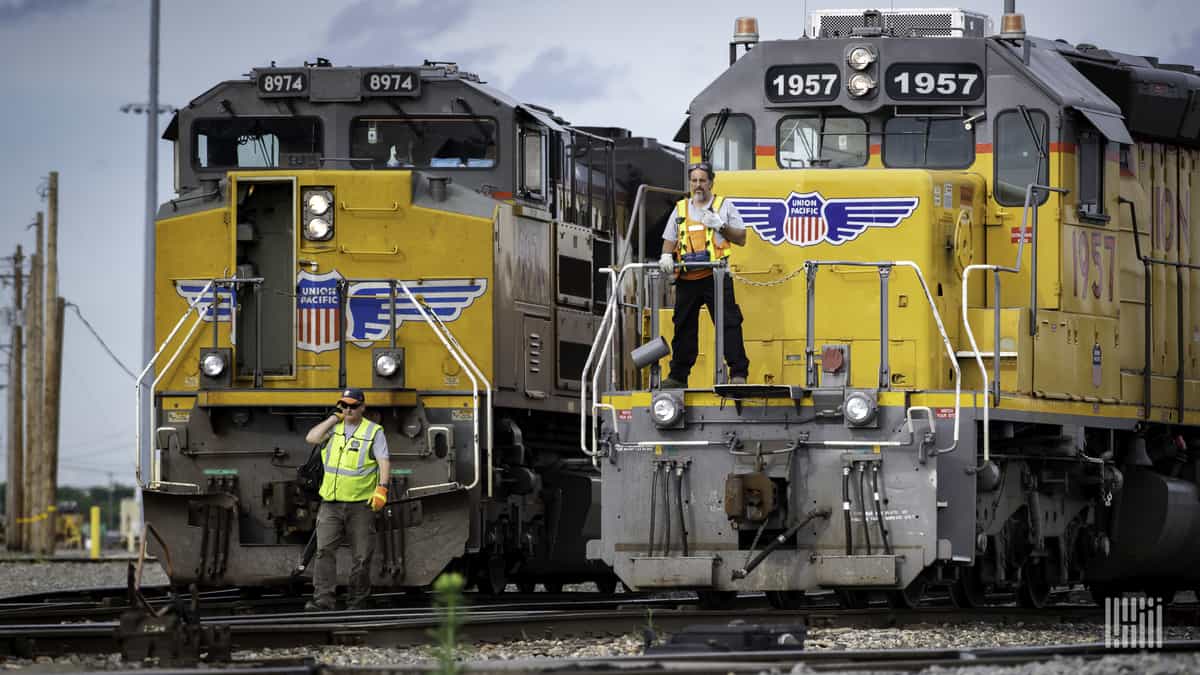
142, 60, 682, 591
588, 6, 1200, 608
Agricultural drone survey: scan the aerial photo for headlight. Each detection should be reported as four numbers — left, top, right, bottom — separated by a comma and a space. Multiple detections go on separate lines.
847, 46, 876, 70
843, 392, 875, 425
201, 353, 226, 377
651, 392, 684, 427
304, 217, 333, 241
306, 193, 331, 216
375, 353, 399, 377
847, 73, 876, 97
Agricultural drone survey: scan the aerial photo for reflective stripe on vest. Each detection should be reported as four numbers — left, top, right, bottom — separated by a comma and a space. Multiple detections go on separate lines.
675, 196, 730, 281
318, 419, 382, 502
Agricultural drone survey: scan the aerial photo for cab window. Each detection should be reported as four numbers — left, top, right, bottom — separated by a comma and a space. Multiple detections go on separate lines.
701, 113, 754, 170
994, 109, 1049, 206
883, 117, 974, 168
351, 117, 498, 169
1077, 127, 1105, 219
193, 117, 321, 169
777, 116, 868, 168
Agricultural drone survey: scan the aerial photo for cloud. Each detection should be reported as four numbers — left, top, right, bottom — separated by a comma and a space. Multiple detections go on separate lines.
0, 0, 88, 22
507, 47, 626, 105
305, 0, 490, 70
1171, 26, 1200, 67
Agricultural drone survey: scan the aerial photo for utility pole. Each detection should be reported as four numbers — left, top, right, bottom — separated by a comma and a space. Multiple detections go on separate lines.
42, 172, 62, 555
142, 0, 161, 483
5, 246, 24, 550
24, 214, 43, 552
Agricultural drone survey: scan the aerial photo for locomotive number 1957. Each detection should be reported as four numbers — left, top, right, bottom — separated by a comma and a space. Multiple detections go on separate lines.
1072, 229, 1117, 302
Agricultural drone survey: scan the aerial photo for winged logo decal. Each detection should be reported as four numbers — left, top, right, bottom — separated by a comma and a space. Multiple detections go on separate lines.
728, 192, 919, 246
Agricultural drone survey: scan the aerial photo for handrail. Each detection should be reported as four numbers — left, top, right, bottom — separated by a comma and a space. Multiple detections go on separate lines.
960, 183, 1067, 469
137, 277, 264, 489
395, 280, 489, 497
135, 280, 213, 488
410, 286, 494, 498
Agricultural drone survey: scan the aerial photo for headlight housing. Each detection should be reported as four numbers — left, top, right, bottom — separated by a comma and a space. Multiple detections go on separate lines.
301, 188, 334, 240
847, 46, 876, 70
375, 353, 399, 377
651, 391, 685, 428
201, 352, 226, 377
304, 217, 332, 241
843, 391, 877, 426
847, 73, 876, 97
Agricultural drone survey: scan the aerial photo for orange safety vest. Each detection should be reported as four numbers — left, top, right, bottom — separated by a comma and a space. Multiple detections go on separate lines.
673, 196, 731, 281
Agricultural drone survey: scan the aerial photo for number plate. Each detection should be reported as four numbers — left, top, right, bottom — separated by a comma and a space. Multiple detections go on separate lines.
362, 69, 421, 97
765, 64, 840, 103
885, 63, 983, 101
256, 69, 308, 98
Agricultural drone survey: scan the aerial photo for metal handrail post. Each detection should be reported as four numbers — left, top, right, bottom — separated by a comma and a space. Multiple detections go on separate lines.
211, 283, 220, 348
878, 265, 892, 389
992, 269, 1001, 403
713, 263, 727, 385
649, 268, 662, 388
254, 283, 263, 388
805, 262, 817, 388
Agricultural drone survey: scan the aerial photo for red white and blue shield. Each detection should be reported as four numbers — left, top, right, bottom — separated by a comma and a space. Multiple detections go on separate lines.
783, 192, 827, 246
297, 270, 342, 353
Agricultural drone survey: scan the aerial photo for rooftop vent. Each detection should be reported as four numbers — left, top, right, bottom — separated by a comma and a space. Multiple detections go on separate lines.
809, 8, 992, 38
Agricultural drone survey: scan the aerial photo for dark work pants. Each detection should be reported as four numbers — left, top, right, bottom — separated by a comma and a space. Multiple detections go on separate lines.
313, 500, 376, 608
668, 275, 750, 383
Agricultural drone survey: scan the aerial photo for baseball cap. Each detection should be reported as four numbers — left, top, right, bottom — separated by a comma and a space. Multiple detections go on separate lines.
338, 388, 366, 405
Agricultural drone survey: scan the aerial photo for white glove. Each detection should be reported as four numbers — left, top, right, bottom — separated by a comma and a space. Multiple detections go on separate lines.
658, 253, 675, 275
701, 211, 723, 230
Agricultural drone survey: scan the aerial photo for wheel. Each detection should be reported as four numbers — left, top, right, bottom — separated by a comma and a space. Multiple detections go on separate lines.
517, 582, 536, 594
766, 590, 807, 610
950, 567, 987, 608
476, 556, 507, 595
834, 589, 871, 609
887, 573, 928, 609
543, 582, 564, 594
1088, 582, 1119, 606
696, 590, 738, 610
595, 579, 618, 595
1017, 560, 1051, 609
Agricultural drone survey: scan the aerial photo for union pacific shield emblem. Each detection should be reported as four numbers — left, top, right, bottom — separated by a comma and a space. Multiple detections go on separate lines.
297, 270, 342, 353
729, 192, 919, 247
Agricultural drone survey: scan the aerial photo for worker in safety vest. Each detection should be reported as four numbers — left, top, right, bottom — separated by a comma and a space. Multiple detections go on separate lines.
656, 161, 750, 387
303, 388, 391, 611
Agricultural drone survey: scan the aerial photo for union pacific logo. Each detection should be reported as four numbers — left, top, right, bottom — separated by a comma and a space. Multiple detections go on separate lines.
729, 192, 919, 246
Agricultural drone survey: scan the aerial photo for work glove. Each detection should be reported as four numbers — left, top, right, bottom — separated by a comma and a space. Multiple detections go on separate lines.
701, 210, 723, 230
369, 485, 388, 512
658, 253, 675, 275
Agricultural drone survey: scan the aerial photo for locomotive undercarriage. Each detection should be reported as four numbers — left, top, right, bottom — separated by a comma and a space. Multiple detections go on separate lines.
144, 402, 610, 592
594, 393, 1200, 608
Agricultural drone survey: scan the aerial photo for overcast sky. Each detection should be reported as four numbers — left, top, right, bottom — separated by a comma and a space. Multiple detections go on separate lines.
1, 0, 1197, 487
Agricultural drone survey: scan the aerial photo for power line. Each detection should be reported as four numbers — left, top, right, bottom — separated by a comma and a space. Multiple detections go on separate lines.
64, 301, 137, 380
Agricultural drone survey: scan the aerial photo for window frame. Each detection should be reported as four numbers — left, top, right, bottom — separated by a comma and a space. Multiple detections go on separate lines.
1076, 126, 1107, 221
519, 126, 548, 201
993, 108, 1050, 207
349, 114, 501, 171
881, 115, 975, 169
700, 112, 756, 171
774, 114, 870, 169
191, 116, 324, 171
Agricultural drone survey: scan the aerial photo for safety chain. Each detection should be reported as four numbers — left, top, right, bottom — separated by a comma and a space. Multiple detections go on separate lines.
730, 264, 809, 287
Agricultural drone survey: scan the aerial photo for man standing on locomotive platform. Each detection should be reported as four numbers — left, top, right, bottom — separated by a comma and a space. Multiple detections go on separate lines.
303, 388, 391, 611
657, 161, 750, 387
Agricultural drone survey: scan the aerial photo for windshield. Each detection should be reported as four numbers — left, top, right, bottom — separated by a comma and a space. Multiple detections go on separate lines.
778, 116, 868, 168
351, 117, 497, 169
883, 117, 973, 168
193, 117, 321, 169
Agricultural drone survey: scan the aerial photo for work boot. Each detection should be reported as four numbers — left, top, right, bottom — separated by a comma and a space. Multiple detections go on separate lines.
730, 376, 747, 384
304, 600, 334, 612
660, 377, 687, 389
